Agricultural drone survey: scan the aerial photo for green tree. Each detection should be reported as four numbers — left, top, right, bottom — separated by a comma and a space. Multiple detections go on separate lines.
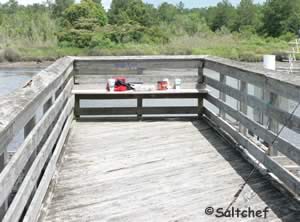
64, 0, 107, 26
234, 0, 262, 32
1, 0, 18, 14
58, 0, 108, 48
262, 0, 300, 37
158, 2, 178, 23
53, 0, 74, 17
208, 0, 237, 31
177, 1, 184, 13
108, 0, 157, 27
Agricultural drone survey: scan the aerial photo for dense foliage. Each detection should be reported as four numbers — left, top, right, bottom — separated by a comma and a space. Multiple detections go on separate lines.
0, 0, 298, 61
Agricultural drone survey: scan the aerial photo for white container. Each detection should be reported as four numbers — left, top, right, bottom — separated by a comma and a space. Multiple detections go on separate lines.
163, 78, 170, 89
263, 55, 276, 70
108, 79, 115, 92
175, 78, 181, 89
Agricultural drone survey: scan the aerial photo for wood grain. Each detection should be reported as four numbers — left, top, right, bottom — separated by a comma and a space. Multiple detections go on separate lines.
40, 120, 299, 222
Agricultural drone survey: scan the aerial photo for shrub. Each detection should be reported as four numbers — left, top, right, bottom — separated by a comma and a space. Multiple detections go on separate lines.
57, 29, 93, 48
4, 48, 21, 62
238, 51, 261, 62
279, 32, 297, 42
0, 50, 5, 62
90, 34, 114, 48
64, 0, 107, 26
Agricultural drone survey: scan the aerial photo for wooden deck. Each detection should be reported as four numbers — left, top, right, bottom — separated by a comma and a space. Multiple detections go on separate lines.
39, 119, 299, 222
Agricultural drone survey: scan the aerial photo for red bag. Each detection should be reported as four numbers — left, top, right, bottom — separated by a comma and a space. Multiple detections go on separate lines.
114, 77, 127, 91
106, 77, 128, 91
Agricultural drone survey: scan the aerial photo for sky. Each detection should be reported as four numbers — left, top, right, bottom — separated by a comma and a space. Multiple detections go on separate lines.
0, 0, 266, 9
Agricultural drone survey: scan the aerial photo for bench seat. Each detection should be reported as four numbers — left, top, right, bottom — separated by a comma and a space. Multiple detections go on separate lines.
72, 89, 208, 118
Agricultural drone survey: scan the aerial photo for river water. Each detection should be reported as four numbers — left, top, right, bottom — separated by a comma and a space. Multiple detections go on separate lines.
0, 64, 299, 152
0, 67, 40, 96
0, 65, 46, 152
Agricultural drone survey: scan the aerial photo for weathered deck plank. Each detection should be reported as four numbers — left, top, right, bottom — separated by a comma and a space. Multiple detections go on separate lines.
40, 120, 299, 222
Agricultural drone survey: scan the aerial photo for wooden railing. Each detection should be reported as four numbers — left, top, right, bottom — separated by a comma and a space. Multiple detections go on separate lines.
0, 57, 74, 222
72, 56, 207, 118
72, 56, 203, 87
0, 56, 299, 221
202, 56, 300, 198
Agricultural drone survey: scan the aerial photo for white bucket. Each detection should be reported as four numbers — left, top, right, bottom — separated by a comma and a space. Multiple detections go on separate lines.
263, 55, 276, 70
175, 78, 181, 89
108, 79, 115, 91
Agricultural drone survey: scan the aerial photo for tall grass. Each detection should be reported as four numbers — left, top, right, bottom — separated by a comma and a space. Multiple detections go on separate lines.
0, 10, 57, 48
162, 33, 288, 61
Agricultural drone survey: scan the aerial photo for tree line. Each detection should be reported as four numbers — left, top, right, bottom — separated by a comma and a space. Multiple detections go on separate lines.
0, 0, 299, 49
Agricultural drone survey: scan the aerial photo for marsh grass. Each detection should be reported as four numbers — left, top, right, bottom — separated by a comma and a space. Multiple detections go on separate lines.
6, 32, 289, 62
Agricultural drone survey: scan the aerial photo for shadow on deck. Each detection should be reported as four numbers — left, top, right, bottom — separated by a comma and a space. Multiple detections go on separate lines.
39, 118, 300, 222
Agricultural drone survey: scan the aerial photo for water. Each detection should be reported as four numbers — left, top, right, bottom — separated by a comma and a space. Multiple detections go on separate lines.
0, 65, 44, 152
0, 67, 42, 96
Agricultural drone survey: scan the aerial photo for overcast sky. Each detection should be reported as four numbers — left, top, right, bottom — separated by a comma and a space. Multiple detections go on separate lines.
0, 0, 266, 9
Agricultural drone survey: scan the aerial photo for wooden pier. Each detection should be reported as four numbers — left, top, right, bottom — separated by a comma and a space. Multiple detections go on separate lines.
0, 56, 300, 221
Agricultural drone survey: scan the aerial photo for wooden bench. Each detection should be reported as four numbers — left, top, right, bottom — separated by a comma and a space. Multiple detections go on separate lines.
72, 89, 208, 119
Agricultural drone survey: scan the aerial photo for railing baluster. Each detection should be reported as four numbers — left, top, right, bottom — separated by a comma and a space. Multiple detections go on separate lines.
43, 96, 54, 114
74, 95, 80, 119
137, 97, 143, 120
24, 117, 36, 139
197, 64, 205, 118
24, 116, 38, 183
0, 151, 8, 219
239, 80, 248, 135
266, 91, 279, 156
219, 73, 226, 119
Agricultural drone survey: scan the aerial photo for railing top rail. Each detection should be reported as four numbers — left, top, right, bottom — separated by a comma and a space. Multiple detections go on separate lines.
72, 55, 207, 62
0, 57, 74, 154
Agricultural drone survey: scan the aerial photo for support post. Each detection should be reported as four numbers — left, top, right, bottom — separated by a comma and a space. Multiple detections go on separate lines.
0, 151, 8, 220
24, 116, 37, 189
239, 81, 248, 135
137, 97, 143, 120
74, 95, 80, 119
219, 73, 226, 119
0, 151, 7, 172
253, 86, 263, 139
197, 63, 205, 118
24, 116, 36, 139
43, 96, 54, 114
266, 91, 279, 156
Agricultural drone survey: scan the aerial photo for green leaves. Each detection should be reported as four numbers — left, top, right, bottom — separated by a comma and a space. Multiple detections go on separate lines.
262, 0, 300, 37
108, 0, 158, 27
58, 0, 167, 48
64, 0, 107, 26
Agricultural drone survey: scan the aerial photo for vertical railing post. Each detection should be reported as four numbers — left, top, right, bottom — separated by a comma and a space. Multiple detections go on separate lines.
137, 97, 143, 120
43, 96, 54, 114
219, 74, 226, 119
266, 91, 279, 156
197, 62, 205, 118
24, 115, 37, 179
23, 116, 38, 211
253, 87, 264, 140
239, 81, 248, 135
0, 150, 8, 220
24, 116, 36, 139
74, 95, 80, 119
